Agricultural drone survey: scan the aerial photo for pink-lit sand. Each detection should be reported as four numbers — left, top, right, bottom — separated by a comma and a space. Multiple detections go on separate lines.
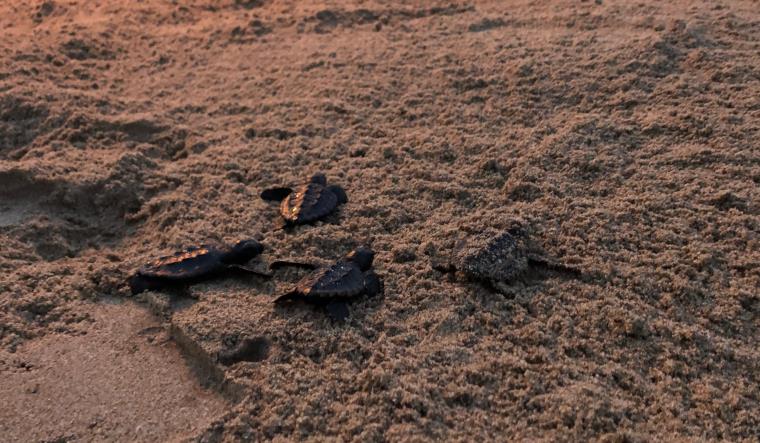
1, 0, 758, 440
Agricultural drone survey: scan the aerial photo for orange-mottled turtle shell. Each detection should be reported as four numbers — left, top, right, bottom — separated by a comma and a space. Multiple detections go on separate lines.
261, 173, 347, 226
293, 260, 366, 300
279, 182, 339, 224
136, 245, 228, 280
272, 247, 381, 321
128, 239, 266, 295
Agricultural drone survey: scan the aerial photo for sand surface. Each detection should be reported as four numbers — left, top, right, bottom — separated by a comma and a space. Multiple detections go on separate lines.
1, 0, 758, 441
0, 300, 226, 442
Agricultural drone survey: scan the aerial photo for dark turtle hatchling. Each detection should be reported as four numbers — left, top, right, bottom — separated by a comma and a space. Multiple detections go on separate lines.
260, 173, 348, 226
128, 239, 270, 295
271, 246, 382, 322
432, 228, 579, 295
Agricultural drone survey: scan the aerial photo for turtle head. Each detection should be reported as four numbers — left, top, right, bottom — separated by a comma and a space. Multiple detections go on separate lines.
345, 246, 374, 271
310, 172, 327, 186
224, 239, 264, 264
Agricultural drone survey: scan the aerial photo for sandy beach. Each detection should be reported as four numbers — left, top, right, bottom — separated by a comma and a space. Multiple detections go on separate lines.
1, 0, 758, 441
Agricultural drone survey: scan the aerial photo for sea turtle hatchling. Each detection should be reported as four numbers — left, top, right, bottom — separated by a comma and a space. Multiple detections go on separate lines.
128, 239, 270, 295
260, 172, 348, 227
271, 246, 382, 322
431, 228, 580, 295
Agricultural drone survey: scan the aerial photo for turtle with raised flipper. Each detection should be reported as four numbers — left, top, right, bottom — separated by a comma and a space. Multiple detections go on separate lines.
128, 239, 270, 295
260, 173, 348, 227
431, 227, 580, 295
271, 246, 382, 322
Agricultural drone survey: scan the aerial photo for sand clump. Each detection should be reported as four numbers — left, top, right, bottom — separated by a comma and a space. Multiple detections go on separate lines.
0, 0, 759, 441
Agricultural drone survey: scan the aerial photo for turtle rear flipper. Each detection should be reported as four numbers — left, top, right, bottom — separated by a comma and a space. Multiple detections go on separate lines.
168, 285, 195, 299
261, 187, 293, 202
128, 275, 153, 295
325, 301, 349, 322
363, 271, 383, 297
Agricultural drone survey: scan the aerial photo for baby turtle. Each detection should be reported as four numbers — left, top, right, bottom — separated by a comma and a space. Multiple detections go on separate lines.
260, 173, 348, 227
432, 228, 579, 295
271, 246, 382, 322
128, 239, 270, 295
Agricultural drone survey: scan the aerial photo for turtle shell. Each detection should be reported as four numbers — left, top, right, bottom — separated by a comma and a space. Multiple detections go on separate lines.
279, 182, 338, 224
456, 231, 530, 283
136, 245, 228, 280
294, 260, 365, 300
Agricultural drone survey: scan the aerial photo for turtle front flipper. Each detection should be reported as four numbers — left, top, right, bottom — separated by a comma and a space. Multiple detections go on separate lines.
326, 185, 348, 204
128, 274, 154, 295
169, 285, 196, 299
227, 264, 273, 278
261, 187, 293, 202
269, 260, 318, 271
363, 271, 383, 298
325, 301, 350, 322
